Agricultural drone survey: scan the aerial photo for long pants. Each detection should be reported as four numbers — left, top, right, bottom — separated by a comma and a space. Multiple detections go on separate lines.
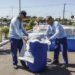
10, 38, 26, 66
54, 37, 68, 64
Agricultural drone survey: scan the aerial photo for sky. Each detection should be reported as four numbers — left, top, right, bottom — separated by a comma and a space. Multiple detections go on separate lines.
0, 0, 75, 19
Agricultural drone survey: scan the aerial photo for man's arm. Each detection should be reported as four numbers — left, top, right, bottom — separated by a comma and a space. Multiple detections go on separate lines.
49, 25, 59, 40
45, 26, 51, 38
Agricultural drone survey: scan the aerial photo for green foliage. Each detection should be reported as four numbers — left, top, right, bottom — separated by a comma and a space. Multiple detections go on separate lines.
72, 22, 75, 26
0, 26, 9, 39
29, 20, 35, 26
54, 18, 72, 25
3, 18, 8, 22
1, 26, 9, 34
25, 24, 32, 30
0, 29, 1, 34
0, 26, 4, 34
24, 20, 35, 30
66, 21, 71, 25
55, 18, 61, 21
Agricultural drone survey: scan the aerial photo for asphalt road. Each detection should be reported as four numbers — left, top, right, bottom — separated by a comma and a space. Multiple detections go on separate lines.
0, 43, 75, 75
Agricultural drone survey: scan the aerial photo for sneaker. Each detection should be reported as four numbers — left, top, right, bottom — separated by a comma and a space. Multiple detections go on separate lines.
22, 65, 29, 69
61, 64, 68, 68
51, 61, 59, 65
13, 65, 18, 69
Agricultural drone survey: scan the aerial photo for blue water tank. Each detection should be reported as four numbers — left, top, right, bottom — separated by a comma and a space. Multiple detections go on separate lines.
67, 39, 75, 51
67, 35, 75, 51
27, 41, 48, 72
49, 36, 75, 51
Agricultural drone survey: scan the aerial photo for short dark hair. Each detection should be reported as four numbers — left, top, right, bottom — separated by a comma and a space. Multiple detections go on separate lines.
19, 10, 27, 18
46, 16, 54, 21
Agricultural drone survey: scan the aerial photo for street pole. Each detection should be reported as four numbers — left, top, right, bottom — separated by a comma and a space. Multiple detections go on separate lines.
11, 7, 13, 18
63, 3, 66, 24
19, 0, 21, 13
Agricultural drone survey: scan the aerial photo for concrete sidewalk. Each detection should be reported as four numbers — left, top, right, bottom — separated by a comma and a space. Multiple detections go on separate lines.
0, 43, 75, 75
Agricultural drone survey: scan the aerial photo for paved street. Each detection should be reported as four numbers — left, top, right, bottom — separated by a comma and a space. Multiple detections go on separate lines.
0, 43, 75, 75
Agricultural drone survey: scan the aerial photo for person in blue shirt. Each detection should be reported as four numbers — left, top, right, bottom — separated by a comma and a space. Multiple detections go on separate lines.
9, 11, 28, 69
46, 16, 68, 65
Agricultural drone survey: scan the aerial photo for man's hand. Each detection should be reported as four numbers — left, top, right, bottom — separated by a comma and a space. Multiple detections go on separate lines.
24, 37, 28, 41
49, 38, 52, 41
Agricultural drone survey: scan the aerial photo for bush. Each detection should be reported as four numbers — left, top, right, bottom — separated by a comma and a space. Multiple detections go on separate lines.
66, 21, 71, 25
24, 20, 35, 30
29, 20, 35, 26
1, 26, 9, 33
25, 24, 32, 30
1, 26, 9, 38
0, 29, 1, 34
72, 22, 75, 26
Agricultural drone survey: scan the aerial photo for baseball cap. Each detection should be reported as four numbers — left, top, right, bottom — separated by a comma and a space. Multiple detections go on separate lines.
19, 10, 27, 18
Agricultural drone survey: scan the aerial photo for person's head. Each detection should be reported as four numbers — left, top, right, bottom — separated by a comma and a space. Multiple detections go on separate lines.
40, 18, 45, 23
46, 16, 54, 26
18, 10, 27, 20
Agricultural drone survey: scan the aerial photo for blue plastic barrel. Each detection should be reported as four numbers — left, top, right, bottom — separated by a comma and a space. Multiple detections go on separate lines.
27, 41, 48, 72
49, 39, 56, 51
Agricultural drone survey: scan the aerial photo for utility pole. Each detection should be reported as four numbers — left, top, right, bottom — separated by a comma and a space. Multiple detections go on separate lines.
19, 0, 21, 13
11, 7, 13, 18
63, 3, 66, 24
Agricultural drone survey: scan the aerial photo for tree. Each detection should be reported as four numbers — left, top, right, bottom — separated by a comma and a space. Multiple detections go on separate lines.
3, 18, 8, 22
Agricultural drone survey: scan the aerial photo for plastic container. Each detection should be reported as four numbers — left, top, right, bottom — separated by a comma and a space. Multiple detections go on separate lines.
49, 35, 75, 51
49, 39, 56, 51
67, 35, 75, 51
27, 41, 48, 72
67, 39, 75, 51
